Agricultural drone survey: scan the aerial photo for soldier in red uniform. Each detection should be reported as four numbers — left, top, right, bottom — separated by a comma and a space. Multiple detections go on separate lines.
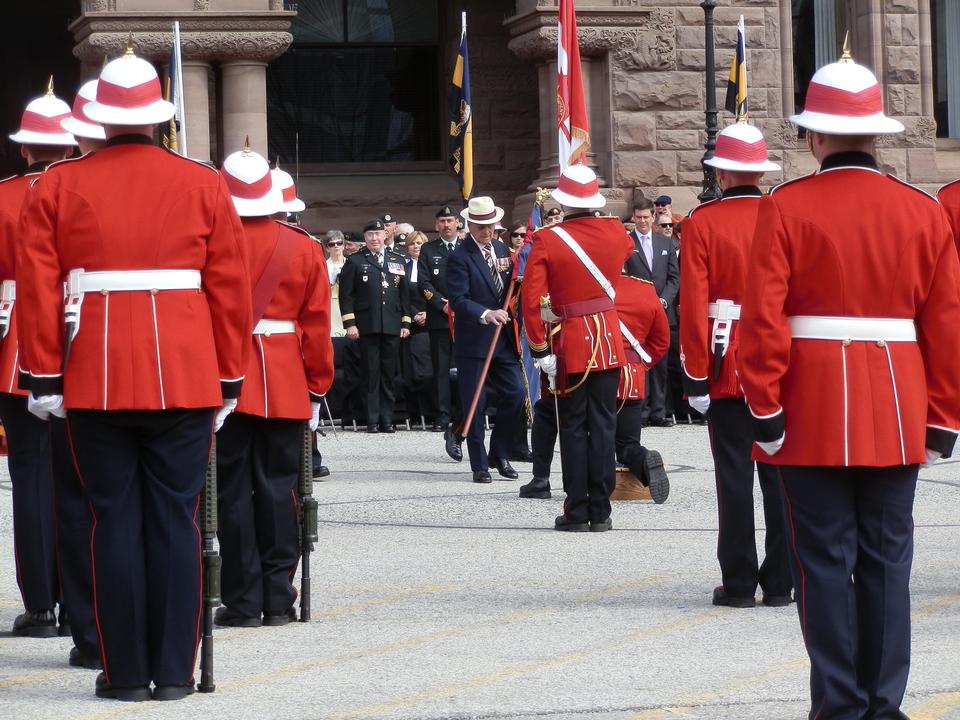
679, 120, 793, 609
937, 177, 960, 249
215, 144, 332, 628
738, 51, 960, 719
521, 165, 633, 531
0, 81, 77, 640
18, 49, 251, 701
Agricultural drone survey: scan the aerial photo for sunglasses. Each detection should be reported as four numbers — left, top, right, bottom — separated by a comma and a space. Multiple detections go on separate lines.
658, 223, 673, 229
510, 232, 525, 238
327, 241, 343, 247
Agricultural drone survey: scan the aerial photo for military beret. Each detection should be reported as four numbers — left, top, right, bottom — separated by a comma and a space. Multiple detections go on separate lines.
380, 213, 394, 224
396, 233, 408, 243
436, 205, 457, 219
363, 218, 385, 233
655, 195, 672, 205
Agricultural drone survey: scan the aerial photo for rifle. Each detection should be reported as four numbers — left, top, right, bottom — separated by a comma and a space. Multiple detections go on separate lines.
198, 435, 221, 693
298, 423, 318, 621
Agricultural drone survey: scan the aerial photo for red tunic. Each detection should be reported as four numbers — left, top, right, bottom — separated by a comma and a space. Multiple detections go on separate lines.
0, 172, 40, 396
17, 140, 251, 410
937, 178, 960, 252
738, 157, 960, 466
521, 214, 633, 378
616, 276, 669, 400
235, 219, 333, 419
679, 187, 762, 400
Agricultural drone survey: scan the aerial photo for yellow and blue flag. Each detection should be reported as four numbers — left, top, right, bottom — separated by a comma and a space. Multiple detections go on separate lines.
725, 15, 747, 117
448, 14, 473, 201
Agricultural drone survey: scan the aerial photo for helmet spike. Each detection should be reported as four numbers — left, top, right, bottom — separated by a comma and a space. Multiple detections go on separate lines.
840, 31, 853, 62
46, 75, 54, 95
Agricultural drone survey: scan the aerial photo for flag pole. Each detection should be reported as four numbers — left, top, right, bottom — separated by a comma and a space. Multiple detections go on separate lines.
173, 21, 188, 157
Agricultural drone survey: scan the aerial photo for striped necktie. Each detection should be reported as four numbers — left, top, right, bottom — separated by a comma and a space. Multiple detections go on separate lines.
483, 245, 503, 297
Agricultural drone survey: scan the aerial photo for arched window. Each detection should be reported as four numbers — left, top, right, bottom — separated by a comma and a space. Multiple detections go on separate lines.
267, 1, 443, 166
932, 0, 959, 138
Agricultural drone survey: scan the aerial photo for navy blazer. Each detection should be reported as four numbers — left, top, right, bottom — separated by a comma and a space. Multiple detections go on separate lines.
624, 230, 680, 325
447, 237, 514, 359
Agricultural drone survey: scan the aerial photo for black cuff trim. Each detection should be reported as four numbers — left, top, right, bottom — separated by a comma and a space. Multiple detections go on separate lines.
221, 379, 243, 400
927, 426, 958, 458
683, 376, 709, 397
31, 374, 63, 396
753, 410, 785, 443
17, 369, 31, 392
309, 392, 325, 403
530, 346, 550, 359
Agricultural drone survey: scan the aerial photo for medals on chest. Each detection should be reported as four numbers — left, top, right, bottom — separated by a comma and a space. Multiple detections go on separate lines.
382, 278, 389, 289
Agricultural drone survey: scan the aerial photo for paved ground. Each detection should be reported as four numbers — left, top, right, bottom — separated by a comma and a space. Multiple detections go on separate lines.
0, 422, 958, 720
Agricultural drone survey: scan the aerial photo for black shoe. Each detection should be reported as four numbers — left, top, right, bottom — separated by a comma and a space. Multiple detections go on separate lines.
262, 607, 297, 627
650, 417, 675, 427
518, 476, 551, 499
444, 427, 463, 462
510, 450, 534, 463
69, 646, 102, 670
94, 672, 152, 702
365, 425, 379, 434
214, 606, 261, 628
313, 465, 330, 479
712, 586, 756, 609
491, 457, 518, 479
153, 683, 196, 701
762, 592, 795, 607
379, 424, 396, 434
590, 517, 613, 532
637, 450, 670, 505
472, 470, 492, 483
58, 607, 71, 637
554, 515, 590, 532
430, 420, 448, 432
12, 610, 57, 638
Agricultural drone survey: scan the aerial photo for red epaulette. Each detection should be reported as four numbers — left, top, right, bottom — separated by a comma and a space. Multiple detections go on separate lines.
277, 220, 316, 241
887, 174, 939, 203
687, 197, 720, 218
160, 146, 219, 173
769, 170, 817, 196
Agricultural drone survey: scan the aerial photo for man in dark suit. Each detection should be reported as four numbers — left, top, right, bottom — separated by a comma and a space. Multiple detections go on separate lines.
418, 206, 460, 432
339, 218, 411, 432
446, 197, 525, 483
624, 197, 679, 426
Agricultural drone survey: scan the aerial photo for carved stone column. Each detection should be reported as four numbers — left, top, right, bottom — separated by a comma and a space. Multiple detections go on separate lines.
182, 61, 211, 161
221, 61, 269, 156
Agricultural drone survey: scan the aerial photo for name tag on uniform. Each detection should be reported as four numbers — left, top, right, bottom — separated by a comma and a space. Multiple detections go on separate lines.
496, 257, 512, 272
387, 261, 404, 275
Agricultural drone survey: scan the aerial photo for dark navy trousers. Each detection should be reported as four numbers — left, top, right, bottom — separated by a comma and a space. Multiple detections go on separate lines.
67, 408, 213, 688
779, 465, 917, 720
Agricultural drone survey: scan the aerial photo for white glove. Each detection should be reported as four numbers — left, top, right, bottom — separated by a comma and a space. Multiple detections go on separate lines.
27, 393, 65, 420
688, 395, 711, 415
214, 398, 238, 433
922, 448, 942, 467
309, 401, 321, 432
536, 354, 558, 390
757, 432, 785, 456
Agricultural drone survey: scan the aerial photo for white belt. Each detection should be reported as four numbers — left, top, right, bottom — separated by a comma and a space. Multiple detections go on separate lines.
707, 301, 741, 320
74, 269, 202, 294
253, 319, 296, 335
788, 316, 917, 342
0, 280, 14, 339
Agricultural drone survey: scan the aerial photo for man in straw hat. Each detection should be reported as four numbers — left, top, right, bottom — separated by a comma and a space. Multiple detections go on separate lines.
0, 79, 77, 642
738, 41, 960, 718
679, 119, 793, 610
18, 47, 251, 701
520, 165, 634, 531
446, 196, 525, 483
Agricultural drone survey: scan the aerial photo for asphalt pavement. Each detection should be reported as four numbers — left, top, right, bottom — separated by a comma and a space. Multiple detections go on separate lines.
1, 422, 958, 720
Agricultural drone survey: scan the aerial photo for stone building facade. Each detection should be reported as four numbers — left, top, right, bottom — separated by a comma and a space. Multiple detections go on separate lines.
4, 0, 960, 232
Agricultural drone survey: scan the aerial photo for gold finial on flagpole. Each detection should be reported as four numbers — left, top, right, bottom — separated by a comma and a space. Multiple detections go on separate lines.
840, 31, 853, 62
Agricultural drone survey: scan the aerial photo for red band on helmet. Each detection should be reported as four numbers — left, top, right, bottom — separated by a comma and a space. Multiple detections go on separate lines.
557, 172, 599, 199
96, 77, 163, 110
282, 184, 297, 203
20, 110, 72, 135
803, 81, 883, 118
225, 171, 273, 200
714, 134, 769, 164
72, 96, 101, 127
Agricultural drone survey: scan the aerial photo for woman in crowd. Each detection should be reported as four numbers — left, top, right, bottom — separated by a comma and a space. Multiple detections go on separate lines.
508, 223, 527, 253
325, 230, 347, 337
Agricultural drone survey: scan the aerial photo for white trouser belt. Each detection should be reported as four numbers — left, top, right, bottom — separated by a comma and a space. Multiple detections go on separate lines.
253, 319, 296, 335
708, 300, 740, 378
0, 280, 14, 339
707, 301, 741, 320
789, 316, 917, 342
74, 269, 202, 294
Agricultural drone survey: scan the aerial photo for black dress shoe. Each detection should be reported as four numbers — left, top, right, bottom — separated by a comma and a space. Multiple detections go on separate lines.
430, 421, 448, 432
444, 427, 463, 462
510, 450, 534, 463
69, 645, 102, 669
12, 609, 57, 638
365, 425, 379, 434
635, 450, 670, 505
472, 470, 492, 483
590, 517, 613, 532
518, 476, 551, 499
491, 457, 518, 479
379, 424, 396, 434
214, 606, 261, 628
94, 672, 152, 702
554, 515, 590, 532
712, 586, 756, 608
154, 683, 196, 701
650, 417, 675, 427
313, 465, 330, 479
262, 607, 297, 627
761, 592, 795, 607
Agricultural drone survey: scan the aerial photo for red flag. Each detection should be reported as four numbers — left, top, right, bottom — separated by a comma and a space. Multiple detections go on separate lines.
557, 0, 590, 170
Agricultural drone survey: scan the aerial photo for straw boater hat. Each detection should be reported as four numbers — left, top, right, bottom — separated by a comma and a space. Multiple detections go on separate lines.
9, 79, 77, 147
790, 42, 903, 136
270, 163, 306, 213
222, 139, 284, 218
460, 196, 505, 225
61, 80, 106, 141
704, 121, 781, 173
550, 164, 606, 209
85, 47, 176, 126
